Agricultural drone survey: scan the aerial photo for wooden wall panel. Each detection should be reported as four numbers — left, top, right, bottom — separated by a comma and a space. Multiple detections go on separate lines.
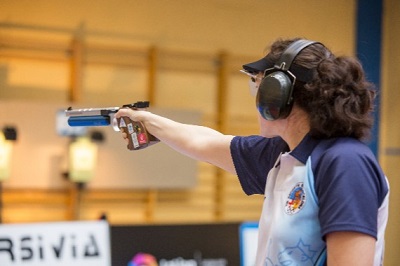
1, 134, 264, 225
0, 0, 357, 226
2, 189, 68, 223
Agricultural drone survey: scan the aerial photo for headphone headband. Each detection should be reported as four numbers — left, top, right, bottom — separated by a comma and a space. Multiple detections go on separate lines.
275, 39, 319, 71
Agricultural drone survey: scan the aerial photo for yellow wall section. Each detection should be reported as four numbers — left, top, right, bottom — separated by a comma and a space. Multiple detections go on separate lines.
0, 0, 355, 53
1, 0, 400, 263
381, 0, 400, 264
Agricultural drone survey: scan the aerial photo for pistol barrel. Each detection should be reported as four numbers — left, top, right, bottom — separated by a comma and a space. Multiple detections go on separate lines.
68, 115, 111, 127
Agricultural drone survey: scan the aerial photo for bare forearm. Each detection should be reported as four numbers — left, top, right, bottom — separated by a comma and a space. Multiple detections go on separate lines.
143, 112, 223, 156
115, 109, 236, 173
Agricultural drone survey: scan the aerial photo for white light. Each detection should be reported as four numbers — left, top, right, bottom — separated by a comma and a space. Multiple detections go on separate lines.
0, 134, 12, 181
69, 137, 98, 183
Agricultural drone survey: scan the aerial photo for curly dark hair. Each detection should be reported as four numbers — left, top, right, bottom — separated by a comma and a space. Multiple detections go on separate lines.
267, 38, 376, 140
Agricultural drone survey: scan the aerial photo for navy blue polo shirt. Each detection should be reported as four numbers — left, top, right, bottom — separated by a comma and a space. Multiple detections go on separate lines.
231, 134, 389, 265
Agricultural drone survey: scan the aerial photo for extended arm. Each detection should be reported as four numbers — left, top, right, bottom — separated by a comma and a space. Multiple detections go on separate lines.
115, 109, 236, 174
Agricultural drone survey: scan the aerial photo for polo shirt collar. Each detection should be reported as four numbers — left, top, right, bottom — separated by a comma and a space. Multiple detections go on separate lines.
289, 133, 321, 164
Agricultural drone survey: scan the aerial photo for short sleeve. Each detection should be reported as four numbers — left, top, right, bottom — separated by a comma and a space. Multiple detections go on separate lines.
230, 136, 289, 195
313, 139, 388, 239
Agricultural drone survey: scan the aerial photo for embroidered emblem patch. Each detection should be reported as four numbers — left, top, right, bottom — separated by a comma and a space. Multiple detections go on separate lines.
285, 182, 306, 215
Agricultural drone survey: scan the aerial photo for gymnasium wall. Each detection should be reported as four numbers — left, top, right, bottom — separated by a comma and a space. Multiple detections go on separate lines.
0, 0, 399, 264
380, 0, 400, 264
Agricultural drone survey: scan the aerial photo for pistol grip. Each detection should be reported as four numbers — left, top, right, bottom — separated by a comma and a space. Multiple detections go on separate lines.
116, 117, 159, 150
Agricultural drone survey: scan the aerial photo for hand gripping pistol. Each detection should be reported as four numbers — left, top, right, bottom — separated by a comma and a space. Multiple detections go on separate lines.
65, 101, 159, 150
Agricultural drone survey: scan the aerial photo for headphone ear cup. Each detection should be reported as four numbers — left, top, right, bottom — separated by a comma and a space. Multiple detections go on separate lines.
256, 71, 294, 120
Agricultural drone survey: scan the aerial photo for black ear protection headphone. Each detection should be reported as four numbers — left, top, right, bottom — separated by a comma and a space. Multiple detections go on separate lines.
257, 39, 318, 121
